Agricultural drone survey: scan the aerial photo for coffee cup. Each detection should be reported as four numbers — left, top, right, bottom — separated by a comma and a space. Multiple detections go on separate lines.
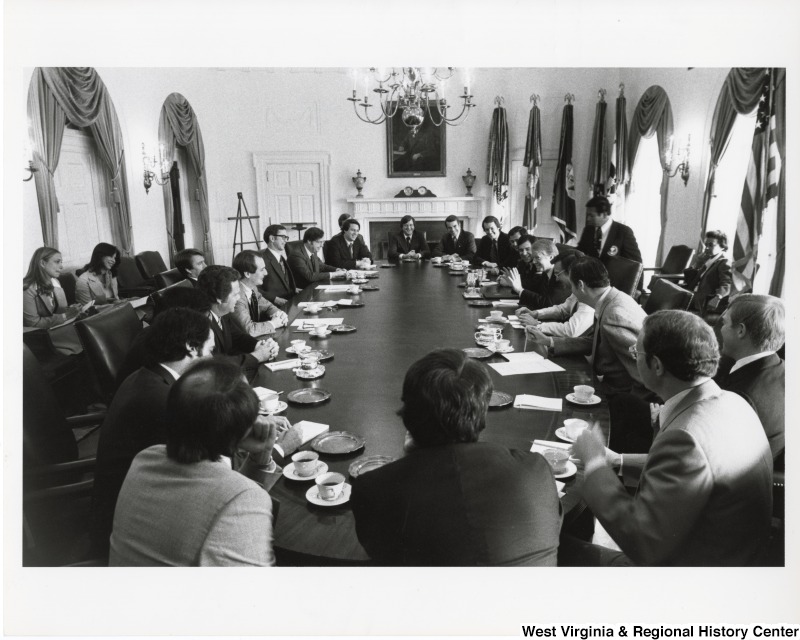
495, 339, 511, 351
301, 352, 320, 370
348, 285, 361, 294
315, 471, 345, 500
564, 418, 589, 440
291, 339, 307, 352
260, 392, 280, 413
574, 385, 595, 403
306, 303, 321, 314
431, 256, 442, 264
543, 449, 570, 474
489, 310, 503, 320
312, 327, 330, 337
292, 451, 320, 477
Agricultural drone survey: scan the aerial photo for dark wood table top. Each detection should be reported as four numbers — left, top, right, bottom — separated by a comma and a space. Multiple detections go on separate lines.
254, 260, 608, 564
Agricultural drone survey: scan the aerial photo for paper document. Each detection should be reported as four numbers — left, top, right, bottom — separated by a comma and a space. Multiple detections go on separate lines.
513, 394, 563, 411
298, 301, 337, 308
532, 439, 572, 451
274, 420, 329, 457
264, 359, 301, 372
492, 300, 519, 308
290, 318, 343, 328
316, 285, 351, 292
488, 353, 565, 376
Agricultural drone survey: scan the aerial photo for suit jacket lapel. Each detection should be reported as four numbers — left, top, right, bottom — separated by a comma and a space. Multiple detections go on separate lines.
590, 288, 617, 361
266, 251, 289, 291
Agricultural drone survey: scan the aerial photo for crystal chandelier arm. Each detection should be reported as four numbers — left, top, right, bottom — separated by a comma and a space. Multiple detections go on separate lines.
424, 91, 474, 127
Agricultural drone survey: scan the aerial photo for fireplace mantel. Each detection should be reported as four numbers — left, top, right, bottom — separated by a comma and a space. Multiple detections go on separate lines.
346, 197, 485, 248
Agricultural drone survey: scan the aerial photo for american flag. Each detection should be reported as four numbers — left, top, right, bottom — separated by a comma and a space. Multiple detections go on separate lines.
731, 68, 781, 292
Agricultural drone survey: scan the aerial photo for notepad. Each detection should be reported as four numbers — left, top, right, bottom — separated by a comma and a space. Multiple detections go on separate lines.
264, 359, 300, 372
316, 285, 351, 292
290, 318, 343, 328
513, 394, 563, 411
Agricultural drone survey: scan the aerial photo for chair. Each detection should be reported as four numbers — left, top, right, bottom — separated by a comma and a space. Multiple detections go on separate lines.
642, 244, 695, 290
58, 272, 78, 305
149, 278, 194, 315
135, 250, 169, 282
642, 278, 694, 314
154, 267, 186, 290
605, 256, 643, 297
116, 256, 155, 298
74, 302, 144, 404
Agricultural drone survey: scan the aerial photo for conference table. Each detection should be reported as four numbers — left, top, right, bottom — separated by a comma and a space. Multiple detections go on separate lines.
253, 260, 609, 565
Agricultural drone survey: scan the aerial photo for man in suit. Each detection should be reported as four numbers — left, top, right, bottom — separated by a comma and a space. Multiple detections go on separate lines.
499, 237, 572, 310
231, 250, 288, 337
576, 195, 642, 265
91, 307, 215, 557
260, 224, 299, 307
570, 310, 772, 566
472, 215, 516, 270
286, 227, 347, 289
718, 294, 785, 468
174, 248, 207, 287
432, 215, 477, 262
526, 256, 649, 398
325, 218, 373, 269
388, 215, 431, 261
351, 349, 561, 566
683, 230, 732, 314
197, 265, 278, 375
507, 225, 527, 254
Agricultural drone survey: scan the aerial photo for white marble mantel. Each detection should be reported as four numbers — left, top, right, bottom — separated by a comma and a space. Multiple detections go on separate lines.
346, 197, 485, 245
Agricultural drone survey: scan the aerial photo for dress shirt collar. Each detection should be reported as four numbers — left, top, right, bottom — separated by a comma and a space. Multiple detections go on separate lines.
159, 363, 181, 381
209, 309, 223, 328
268, 247, 287, 262
240, 280, 255, 298
658, 385, 702, 430
701, 252, 725, 270
729, 351, 775, 375
599, 218, 613, 252
304, 245, 316, 259
593, 287, 612, 317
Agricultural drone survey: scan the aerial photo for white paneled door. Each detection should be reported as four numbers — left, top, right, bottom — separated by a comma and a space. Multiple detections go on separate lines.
53, 128, 113, 269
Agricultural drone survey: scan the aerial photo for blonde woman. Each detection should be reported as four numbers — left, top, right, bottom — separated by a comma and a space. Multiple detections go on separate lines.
23, 247, 84, 329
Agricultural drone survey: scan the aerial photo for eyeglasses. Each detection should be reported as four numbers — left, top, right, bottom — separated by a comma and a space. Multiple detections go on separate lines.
275, 235, 290, 241
553, 269, 566, 278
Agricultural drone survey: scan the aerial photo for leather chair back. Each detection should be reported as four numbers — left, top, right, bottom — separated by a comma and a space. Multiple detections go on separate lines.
150, 278, 194, 315
23, 345, 79, 468
661, 244, 695, 275
74, 303, 143, 404
643, 278, 694, 314
154, 268, 186, 290
116, 257, 154, 298
606, 256, 643, 297
58, 272, 78, 305
135, 251, 168, 281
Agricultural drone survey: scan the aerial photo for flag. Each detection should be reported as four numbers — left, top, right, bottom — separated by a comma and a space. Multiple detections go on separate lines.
587, 96, 610, 195
487, 104, 509, 204
552, 103, 576, 242
731, 69, 779, 292
523, 101, 542, 229
611, 91, 629, 195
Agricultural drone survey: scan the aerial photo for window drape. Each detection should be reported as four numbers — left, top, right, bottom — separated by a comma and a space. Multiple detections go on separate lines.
158, 93, 216, 265
627, 85, 673, 265
28, 67, 134, 256
769, 69, 785, 297
699, 68, 766, 238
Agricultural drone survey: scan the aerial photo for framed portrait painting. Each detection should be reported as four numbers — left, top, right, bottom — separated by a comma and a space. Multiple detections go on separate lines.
386, 105, 446, 178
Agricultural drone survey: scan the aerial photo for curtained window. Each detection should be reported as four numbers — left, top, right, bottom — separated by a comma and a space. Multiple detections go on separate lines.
625, 136, 662, 273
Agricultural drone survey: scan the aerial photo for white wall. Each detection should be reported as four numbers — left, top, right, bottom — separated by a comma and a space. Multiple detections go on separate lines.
22, 67, 731, 269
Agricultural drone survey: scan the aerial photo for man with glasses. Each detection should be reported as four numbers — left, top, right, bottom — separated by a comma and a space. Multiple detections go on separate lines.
261, 225, 300, 307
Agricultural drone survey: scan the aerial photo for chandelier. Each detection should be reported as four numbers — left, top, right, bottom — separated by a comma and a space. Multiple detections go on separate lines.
347, 67, 474, 135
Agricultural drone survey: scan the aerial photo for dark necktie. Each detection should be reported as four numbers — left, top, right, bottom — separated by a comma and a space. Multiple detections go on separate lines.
405, 236, 412, 249
594, 227, 603, 255
349, 242, 354, 259
249, 290, 259, 321
489, 239, 498, 263
280, 256, 288, 275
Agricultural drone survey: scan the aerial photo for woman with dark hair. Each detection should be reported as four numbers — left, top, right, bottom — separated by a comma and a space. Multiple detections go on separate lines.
23, 247, 84, 329
683, 229, 732, 314
75, 242, 121, 304
351, 348, 561, 566
109, 359, 288, 566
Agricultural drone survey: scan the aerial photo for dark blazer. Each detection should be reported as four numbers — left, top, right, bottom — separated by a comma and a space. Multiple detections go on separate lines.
209, 313, 259, 373
433, 231, 477, 261
91, 364, 176, 555
577, 220, 642, 264
684, 254, 732, 312
518, 266, 573, 310
472, 232, 516, 268
718, 353, 784, 468
351, 442, 561, 566
324, 234, 372, 269
388, 230, 430, 260
286, 240, 337, 288
259, 249, 297, 303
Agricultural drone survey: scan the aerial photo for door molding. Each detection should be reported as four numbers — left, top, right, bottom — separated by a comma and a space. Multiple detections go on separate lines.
252, 151, 332, 237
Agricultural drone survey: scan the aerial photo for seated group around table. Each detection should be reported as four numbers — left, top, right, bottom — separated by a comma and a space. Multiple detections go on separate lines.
25, 195, 782, 566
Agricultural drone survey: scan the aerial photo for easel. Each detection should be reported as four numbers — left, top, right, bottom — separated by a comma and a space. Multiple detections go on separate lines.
229, 192, 261, 262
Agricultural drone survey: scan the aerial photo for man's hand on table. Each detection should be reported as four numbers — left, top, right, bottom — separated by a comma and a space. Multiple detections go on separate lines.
270, 310, 289, 328
253, 338, 279, 362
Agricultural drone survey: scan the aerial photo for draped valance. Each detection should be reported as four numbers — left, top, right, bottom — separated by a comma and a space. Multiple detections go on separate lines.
158, 93, 215, 264
27, 67, 133, 255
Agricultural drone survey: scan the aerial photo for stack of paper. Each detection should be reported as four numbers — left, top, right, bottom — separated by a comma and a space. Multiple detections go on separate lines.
264, 359, 300, 372
316, 284, 352, 292
492, 300, 519, 308
291, 318, 344, 329
513, 394, 563, 411
298, 301, 337, 309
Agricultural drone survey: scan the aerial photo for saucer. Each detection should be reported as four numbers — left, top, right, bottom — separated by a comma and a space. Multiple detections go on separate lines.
555, 427, 587, 443
286, 346, 312, 355
309, 331, 332, 339
306, 483, 352, 507
259, 400, 287, 415
282, 461, 329, 481
294, 365, 326, 379
360, 285, 379, 291
565, 392, 601, 406
490, 345, 514, 354
552, 460, 578, 479
303, 307, 323, 314
350, 278, 368, 284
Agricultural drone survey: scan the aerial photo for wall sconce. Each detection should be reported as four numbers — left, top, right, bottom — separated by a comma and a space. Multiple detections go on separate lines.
142, 142, 171, 194
665, 134, 691, 186
23, 139, 38, 181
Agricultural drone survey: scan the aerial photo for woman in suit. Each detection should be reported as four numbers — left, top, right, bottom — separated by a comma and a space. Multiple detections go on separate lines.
76, 242, 121, 304
23, 247, 84, 329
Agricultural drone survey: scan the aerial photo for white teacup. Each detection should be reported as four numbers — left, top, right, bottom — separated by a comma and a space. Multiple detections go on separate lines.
292, 451, 320, 477
260, 392, 280, 413
315, 471, 345, 501
431, 257, 442, 264
574, 385, 595, 402
291, 339, 307, 352
301, 352, 320, 370
311, 327, 330, 337
306, 304, 322, 314
489, 310, 503, 320
495, 339, 511, 351
564, 418, 590, 440
348, 286, 361, 294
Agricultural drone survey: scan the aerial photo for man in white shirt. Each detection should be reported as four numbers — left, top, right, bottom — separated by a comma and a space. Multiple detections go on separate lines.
232, 250, 288, 337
